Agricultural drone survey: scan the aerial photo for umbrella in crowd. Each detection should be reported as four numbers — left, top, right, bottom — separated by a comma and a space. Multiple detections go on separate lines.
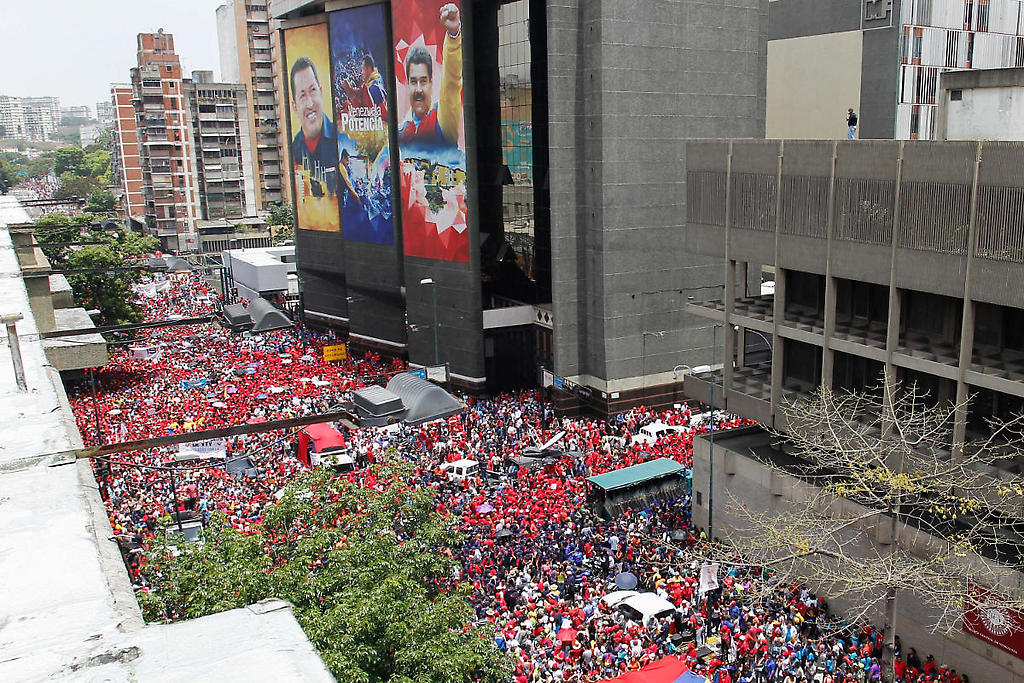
615, 571, 639, 590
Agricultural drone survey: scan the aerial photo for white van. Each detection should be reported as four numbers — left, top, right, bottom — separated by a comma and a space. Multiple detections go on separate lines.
631, 421, 688, 446
441, 458, 480, 481
617, 592, 678, 627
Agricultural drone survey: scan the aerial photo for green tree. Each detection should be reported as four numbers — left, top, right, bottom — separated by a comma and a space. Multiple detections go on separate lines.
34, 212, 72, 226
60, 229, 157, 325
271, 225, 294, 245
55, 171, 100, 200
267, 202, 294, 227
141, 463, 510, 683
84, 130, 111, 153
0, 157, 13, 193
85, 190, 116, 213
26, 153, 55, 178
85, 149, 110, 178
54, 146, 87, 176
65, 244, 144, 325
34, 217, 80, 266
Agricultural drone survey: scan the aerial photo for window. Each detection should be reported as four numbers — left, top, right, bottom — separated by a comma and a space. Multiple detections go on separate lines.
945, 31, 958, 68
976, 2, 989, 32
950, 89, 963, 101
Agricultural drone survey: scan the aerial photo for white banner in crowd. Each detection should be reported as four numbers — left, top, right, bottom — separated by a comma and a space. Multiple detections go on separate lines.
129, 345, 163, 362
132, 280, 171, 299
176, 438, 227, 461
698, 563, 720, 596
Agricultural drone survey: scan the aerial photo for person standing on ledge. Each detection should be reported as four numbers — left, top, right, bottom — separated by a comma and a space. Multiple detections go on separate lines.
847, 108, 858, 140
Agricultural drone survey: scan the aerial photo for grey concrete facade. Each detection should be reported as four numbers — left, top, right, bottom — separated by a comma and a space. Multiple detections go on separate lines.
271, 0, 770, 403
766, 0, 902, 140
548, 0, 768, 399
684, 139, 1024, 454
693, 427, 1024, 683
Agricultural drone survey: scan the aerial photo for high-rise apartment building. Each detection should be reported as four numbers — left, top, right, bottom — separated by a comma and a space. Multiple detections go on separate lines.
130, 30, 203, 250
0, 95, 25, 139
0, 96, 59, 142
216, 0, 288, 209
22, 97, 60, 142
95, 101, 116, 125
113, 31, 261, 250
110, 84, 145, 224
61, 105, 91, 123
766, 0, 1024, 140
183, 71, 258, 220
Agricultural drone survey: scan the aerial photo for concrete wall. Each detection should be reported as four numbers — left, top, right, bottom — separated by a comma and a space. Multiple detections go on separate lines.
693, 428, 1024, 683
766, 0, 903, 140
940, 86, 1024, 141
766, 31, 863, 139
548, 0, 768, 395
216, 2, 240, 83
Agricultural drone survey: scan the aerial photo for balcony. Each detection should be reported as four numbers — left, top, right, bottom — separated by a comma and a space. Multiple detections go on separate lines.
782, 305, 824, 337
832, 319, 886, 351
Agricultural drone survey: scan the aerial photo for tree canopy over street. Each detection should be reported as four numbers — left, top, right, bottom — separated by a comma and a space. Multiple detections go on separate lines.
34, 213, 158, 325
139, 461, 511, 683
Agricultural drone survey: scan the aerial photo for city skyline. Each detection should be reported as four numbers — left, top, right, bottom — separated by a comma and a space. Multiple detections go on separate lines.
0, 0, 225, 109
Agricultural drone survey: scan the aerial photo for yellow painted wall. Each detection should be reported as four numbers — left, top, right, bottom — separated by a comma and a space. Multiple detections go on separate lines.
766, 31, 863, 139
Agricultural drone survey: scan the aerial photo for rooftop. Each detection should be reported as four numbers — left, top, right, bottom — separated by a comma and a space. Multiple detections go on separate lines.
586, 457, 687, 492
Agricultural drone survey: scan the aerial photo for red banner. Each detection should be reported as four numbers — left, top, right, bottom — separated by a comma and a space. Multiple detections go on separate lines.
963, 584, 1024, 660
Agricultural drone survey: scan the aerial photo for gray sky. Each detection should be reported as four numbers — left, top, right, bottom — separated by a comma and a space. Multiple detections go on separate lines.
0, 0, 226, 112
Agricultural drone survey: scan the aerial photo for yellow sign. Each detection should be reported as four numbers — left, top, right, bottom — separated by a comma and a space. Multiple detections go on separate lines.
323, 344, 348, 362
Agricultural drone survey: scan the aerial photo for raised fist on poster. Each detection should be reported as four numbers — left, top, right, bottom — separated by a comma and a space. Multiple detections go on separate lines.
440, 3, 461, 39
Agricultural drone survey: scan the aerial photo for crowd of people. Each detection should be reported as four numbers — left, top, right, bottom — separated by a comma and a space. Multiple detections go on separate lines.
14, 172, 59, 200
67, 272, 971, 683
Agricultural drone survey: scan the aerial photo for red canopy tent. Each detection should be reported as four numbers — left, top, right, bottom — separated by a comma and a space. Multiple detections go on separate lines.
296, 422, 346, 467
597, 656, 690, 683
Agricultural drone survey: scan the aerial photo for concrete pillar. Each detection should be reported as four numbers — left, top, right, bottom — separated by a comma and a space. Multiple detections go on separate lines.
883, 143, 905, 434
821, 141, 839, 391
822, 274, 837, 389
24, 275, 55, 334
724, 259, 736, 393
770, 268, 786, 421
953, 141, 984, 461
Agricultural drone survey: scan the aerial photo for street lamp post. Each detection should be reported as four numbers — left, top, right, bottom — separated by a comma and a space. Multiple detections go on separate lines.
676, 322, 721, 541
420, 278, 439, 365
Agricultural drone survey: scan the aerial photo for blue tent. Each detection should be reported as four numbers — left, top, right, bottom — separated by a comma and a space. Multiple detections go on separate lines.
672, 673, 708, 683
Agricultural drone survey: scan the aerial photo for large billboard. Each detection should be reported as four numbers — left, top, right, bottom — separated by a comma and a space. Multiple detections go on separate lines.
392, 0, 469, 262
329, 5, 394, 245
284, 23, 340, 232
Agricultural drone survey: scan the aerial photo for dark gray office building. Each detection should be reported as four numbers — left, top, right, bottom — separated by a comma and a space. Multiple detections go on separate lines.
683, 137, 1024, 680
271, 0, 767, 413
